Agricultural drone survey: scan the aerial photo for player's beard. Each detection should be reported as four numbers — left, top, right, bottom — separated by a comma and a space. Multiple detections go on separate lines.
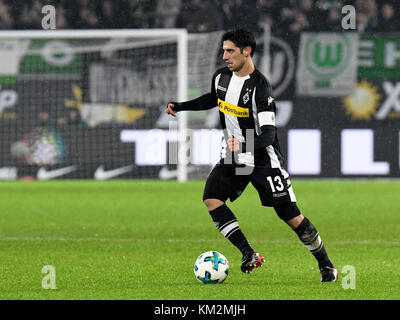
230, 60, 245, 73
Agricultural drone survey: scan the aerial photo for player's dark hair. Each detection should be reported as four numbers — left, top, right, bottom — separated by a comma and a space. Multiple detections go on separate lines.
222, 29, 256, 57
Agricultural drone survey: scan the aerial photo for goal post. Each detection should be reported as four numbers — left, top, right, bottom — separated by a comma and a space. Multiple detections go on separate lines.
0, 29, 189, 181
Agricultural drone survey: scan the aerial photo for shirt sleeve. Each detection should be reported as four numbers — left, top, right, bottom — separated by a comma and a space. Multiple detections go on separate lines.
253, 76, 276, 151
254, 76, 276, 129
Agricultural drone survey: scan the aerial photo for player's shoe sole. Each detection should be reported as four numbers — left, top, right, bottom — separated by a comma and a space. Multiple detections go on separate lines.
320, 266, 338, 282
241, 252, 265, 274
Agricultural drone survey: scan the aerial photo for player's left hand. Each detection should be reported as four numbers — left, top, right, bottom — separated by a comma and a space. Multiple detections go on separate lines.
228, 135, 240, 152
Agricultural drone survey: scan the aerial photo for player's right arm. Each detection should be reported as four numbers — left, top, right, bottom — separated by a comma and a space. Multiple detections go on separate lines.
165, 70, 219, 117
165, 102, 178, 117
165, 93, 217, 117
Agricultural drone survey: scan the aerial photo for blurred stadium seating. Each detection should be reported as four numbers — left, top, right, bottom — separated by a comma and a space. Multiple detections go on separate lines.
1, 0, 398, 34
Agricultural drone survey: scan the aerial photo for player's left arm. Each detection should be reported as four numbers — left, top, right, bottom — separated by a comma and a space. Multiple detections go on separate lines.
253, 78, 276, 152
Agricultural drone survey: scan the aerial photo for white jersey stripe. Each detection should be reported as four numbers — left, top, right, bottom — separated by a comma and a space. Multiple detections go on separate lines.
251, 87, 261, 136
288, 186, 297, 202
266, 145, 281, 168
214, 73, 221, 92
223, 74, 249, 143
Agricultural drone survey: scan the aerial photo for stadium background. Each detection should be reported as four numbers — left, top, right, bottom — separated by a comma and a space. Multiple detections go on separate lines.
0, 0, 400, 303
0, 0, 399, 180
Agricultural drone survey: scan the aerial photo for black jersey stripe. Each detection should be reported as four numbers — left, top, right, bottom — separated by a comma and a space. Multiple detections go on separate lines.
216, 71, 231, 131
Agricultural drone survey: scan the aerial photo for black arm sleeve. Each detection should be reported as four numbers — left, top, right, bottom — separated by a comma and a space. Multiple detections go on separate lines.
170, 93, 217, 112
251, 75, 276, 152
254, 126, 275, 152
169, 69, 219, 112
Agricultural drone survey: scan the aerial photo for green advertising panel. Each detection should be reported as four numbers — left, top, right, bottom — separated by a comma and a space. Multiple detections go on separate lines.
358, 35, 400, 79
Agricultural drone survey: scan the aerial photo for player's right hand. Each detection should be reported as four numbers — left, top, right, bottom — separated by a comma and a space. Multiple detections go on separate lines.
165, 102, 176, 117
228, 135, 240, 152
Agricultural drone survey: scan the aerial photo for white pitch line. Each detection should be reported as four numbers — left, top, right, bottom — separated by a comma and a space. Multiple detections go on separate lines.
0, 237, 399, 246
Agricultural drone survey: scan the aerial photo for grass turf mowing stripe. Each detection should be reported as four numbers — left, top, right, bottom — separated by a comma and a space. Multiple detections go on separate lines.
0, 180, 399, 300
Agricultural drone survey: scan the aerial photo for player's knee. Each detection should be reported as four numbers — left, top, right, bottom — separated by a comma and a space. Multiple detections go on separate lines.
203, 198, 225, 211
286, 214, 304, 229
274, 202, 301, 224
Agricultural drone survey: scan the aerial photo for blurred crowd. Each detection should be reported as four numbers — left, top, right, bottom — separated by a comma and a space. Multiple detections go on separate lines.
0, 0, 398, 34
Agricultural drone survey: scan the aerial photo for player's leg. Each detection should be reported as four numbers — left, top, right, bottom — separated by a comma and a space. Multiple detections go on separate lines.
251, 168, 336, 281
274, 202, 338, 282
203, 165, 264, 273
204, 198, 253, 255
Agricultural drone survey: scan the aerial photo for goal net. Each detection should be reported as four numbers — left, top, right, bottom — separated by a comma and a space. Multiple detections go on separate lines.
0, 29, 193, 181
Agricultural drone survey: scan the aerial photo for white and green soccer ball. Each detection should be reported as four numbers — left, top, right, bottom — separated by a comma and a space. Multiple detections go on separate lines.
194, 251, 229, 284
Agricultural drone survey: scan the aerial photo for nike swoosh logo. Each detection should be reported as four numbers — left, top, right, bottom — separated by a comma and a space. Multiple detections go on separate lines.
158, 166, 196, 180
37, 166, 77, 180
94, 165, 134, 180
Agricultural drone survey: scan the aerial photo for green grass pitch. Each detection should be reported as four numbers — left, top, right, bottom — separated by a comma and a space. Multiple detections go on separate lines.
0, 179, 399, 300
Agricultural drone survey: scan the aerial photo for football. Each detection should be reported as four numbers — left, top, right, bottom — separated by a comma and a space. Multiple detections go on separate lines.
194, 251, 229, 284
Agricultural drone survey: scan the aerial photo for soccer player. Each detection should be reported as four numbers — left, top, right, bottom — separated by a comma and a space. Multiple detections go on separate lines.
165, 29, 337, 282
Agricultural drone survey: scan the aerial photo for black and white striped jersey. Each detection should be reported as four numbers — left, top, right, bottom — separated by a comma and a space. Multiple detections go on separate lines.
173, 66, 285, 169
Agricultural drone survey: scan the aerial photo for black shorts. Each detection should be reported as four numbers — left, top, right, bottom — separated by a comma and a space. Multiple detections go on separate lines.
203, 164, 297, 207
